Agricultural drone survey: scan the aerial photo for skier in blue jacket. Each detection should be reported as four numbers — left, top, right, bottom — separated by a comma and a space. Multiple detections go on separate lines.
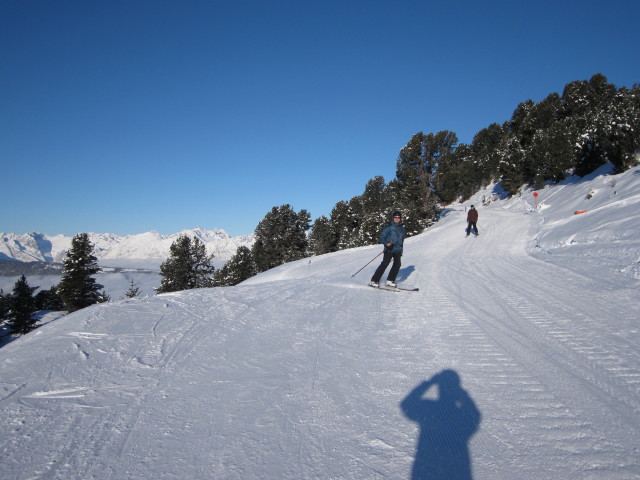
370, 211, 406, 288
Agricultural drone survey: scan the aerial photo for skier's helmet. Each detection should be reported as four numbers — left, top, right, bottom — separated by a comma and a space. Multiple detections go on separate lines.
392, 210, 402, 219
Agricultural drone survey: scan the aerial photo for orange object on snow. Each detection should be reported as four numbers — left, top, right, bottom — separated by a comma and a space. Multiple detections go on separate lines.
574, 210, 588, 215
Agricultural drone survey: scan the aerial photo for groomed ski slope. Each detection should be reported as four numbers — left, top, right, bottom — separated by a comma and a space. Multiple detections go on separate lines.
1, 165, 639, 479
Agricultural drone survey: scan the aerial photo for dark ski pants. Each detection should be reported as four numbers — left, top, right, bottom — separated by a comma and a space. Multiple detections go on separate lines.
466, 222, 478, 235
372, 251, 402, 283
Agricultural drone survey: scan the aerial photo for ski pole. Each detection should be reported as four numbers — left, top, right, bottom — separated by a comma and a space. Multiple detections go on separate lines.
351, 250, 383, 278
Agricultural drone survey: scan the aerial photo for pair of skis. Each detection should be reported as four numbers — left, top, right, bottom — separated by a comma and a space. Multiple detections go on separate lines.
353, 250, 419, 292
369, 284, 419, 293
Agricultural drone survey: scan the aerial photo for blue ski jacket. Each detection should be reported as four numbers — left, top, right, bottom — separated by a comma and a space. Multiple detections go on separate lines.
380, 222, 406, 254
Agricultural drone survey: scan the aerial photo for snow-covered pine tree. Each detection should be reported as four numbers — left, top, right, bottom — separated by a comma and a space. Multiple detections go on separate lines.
329, 200, 360, 250
58, 233, 108, 312
8, 275, 38, 335
470, 123, 508, 188
357, 176, 389, 246
600, 83, 640, 172
251, 205, 310, 273
190, 235, 216, 288
309, 215, 337, 255
213, 246, 256, 286
157, 235, 215, 293
395, 131, 453, 234
499, 136, 526, 196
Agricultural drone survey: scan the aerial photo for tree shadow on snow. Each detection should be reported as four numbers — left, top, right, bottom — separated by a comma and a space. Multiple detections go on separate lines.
401, 370, 481, 480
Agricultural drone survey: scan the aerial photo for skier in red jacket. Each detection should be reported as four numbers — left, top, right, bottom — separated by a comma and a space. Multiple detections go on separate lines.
466, 205, 478, 237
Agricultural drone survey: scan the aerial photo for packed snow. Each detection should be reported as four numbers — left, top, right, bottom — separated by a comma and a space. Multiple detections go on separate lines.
1, 164, 639, 479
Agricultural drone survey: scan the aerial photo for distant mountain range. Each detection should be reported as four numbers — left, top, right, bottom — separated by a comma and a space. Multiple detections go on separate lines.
0, 228, 255, 269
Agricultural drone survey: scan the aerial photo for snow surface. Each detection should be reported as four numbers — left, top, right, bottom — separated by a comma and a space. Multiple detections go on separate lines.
1, 164, 639, 479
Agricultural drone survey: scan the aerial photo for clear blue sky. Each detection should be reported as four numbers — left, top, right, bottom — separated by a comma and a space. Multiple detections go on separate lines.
2, 0, 639, 237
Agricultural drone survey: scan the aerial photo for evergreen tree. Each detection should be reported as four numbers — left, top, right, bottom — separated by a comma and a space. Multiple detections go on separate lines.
395, 131, 454, 234
329, 200, 360, 250
471, 123, 508, 185
360, 176, 387, 212
563, 74, 619, 176
158, 235, 193, 293
507, 99, 537, 150
529, 119, 576, 186
435, 143, 478, 203
58, 233, 108, 312
505, 99, 540, 183
0, 289, 10, 322
157, 235, 215, 293
600, 85, 640, 172
584, 73, 617, 107
576, 128, 607, 177
309, 215, 337, 255
525, 93, 563, 146
500, 136, 526, 195
123, 279, 141, 298
357, 176, 389, 245
213, 246, 256, 286
322, 177, 392, 252
251, 205, 310, 273
190, 236, 216, 288
8, 275, 38, 335
34, 285, 65, 311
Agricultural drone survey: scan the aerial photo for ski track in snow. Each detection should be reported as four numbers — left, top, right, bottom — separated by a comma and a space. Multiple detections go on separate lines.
417, 208, 640, 478
1, 166, 640, 479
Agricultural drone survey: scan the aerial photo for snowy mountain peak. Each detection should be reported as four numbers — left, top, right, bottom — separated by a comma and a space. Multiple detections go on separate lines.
0, 228, 255, 267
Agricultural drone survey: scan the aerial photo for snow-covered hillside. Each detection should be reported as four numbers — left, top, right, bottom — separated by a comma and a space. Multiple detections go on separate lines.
0, 227, 255, 267
1, 164, 639, 479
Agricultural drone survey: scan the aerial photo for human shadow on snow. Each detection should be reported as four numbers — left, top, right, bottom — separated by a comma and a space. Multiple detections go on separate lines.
395, 265, 415, 283
401, 370, 481, 480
